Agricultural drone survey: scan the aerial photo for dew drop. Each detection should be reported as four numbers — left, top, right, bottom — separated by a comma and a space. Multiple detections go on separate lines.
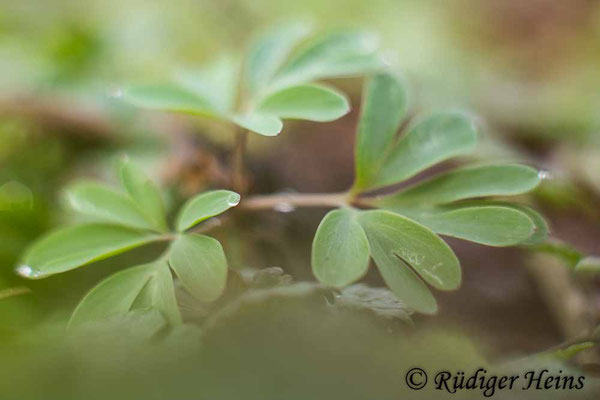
227, 194, 241, 207
274, 202, 295, 213
15, 265, 42, 279
538, 169, 553, 181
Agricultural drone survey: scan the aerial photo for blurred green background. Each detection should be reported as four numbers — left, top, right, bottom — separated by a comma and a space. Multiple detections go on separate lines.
1, 0, 600, 398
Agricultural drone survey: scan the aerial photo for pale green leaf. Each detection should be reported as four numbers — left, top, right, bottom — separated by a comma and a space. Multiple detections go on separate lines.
378, 164, 540, 208
176, 56, 238, 113
129, 262, 182, 325
401, 205, 535, 247
66, 182, 154, 230
231, 113, 283, 136
354, 73, 407, 189
18, 224, 159, 278
149, 261, 182, 325
169, 234, 228, 302
311, 208, 370, 287
360, 227, 437, 314
276, 30, 383, 85
575, 256, 600, 274
374, 113, 477, 188
176, 190, 240, 232
69, 263, 155, 329
256, 84, 349, 122
119, 160, 167, 232
122, 84, 219, 117
245, 22, 310, 94
358, 210, 461, 313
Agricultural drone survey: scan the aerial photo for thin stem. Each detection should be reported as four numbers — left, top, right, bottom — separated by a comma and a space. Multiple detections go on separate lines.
231, 127, 248, 194
0, 286, 31, 300
240, 192, 351, 210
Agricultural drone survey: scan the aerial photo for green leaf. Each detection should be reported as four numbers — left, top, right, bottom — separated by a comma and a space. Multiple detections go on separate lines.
175, 190, 240, 232
122, 84, 219, 117
354, 73, 407, 190
401, 205, 535, 247
575, 256, 600, 274
69, 263, 155, 329
18, 224, 159, 278
373, 113, 477, 189
245, 22, 310, 95
231, 113, 283, 136
176, 56, 238, 113
358, 210, 462, 313
256, 84, 349, 122
377, 164, 541, 208
311, 208, 370, 287
119, 160, 167, 232
169, 234, 228, 302
277, 30, 383, 85
147, 261, 182, 325
65, 182, 154, 230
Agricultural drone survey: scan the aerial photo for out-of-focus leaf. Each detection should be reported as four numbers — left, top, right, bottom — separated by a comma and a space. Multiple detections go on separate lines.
176, 56, 238, 113
245, 22, 310, 95
357, 210, 461, 313
531, 239, 583, 269
66, 182, 154, 230
374, 113, 477, 188
119, 160, 167, 232
169, 234, 228, 302
176, 190, 240, 232
401, 205, 535, 247
311, 208, 370, 287
148, 261, 182, 325
378, 164, 540, 207
575, 256, 600, 274
276, 30, 382, 85
256, 84, 349, 122
122, 84, 219, 117
354, 73, 407, 190
18, 224, 159, 278
231, 113, 283, 136
71, 309, 167, 340
69, 263, 155, 329
334, 284, 412, 322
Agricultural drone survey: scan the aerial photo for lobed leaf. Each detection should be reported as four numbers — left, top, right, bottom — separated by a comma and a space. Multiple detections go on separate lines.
231, 113, 283, 136
357, 210, 462, 313
176, 56, 238, 113
256, 84, 349, 122
69, 263, 155, 328
354, 73, 407, 190
119, 160, 167, 232
311, 208, 370, 287
373, 113, 477, 189
169, 234, 228, 302
18, 223, 159, 278
245, 22, 310, 95
66, 182, 154, 230
378, 164, 541, 208
175, 190, 240, 232
276, 30, 383, 86
122, 84, 219, 117
401, 205, 535, 247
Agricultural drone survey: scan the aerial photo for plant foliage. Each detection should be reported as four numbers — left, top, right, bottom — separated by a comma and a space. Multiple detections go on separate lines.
17, 160, 239, 328
311, 73, 547, 313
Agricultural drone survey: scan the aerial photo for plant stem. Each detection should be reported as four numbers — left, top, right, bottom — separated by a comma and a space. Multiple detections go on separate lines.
240, 192, 351, 210
0, 286, 31, 300
231, 127, 248, 194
